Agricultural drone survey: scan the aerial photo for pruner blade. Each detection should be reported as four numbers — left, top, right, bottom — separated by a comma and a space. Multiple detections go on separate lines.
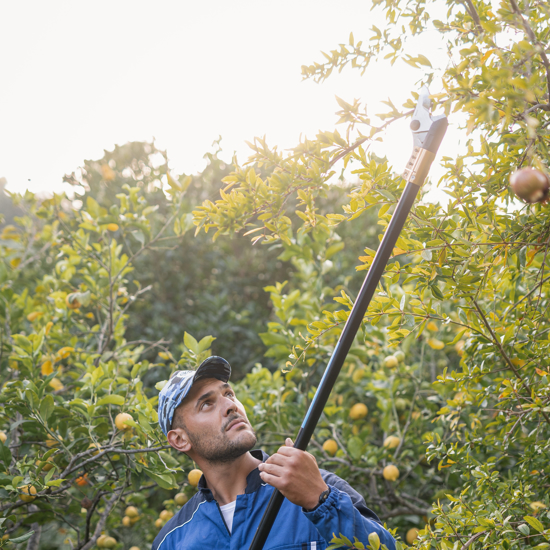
410, 86, 445, 149
402, 86, 448, 186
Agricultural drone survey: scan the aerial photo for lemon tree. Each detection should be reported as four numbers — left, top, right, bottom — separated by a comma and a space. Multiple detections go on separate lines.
192, 0, 550, 548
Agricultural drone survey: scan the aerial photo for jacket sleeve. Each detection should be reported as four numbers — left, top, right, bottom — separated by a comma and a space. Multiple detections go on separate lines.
303, 471, 396, 550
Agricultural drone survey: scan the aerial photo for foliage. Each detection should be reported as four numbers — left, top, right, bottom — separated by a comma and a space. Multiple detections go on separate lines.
0, 178, 200, 549
64, 141, 289, 378
193, 0, 550, 548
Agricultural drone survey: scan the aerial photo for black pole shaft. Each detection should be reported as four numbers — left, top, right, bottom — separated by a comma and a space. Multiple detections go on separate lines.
249, 117, 447, 550
248, 181, 420, 550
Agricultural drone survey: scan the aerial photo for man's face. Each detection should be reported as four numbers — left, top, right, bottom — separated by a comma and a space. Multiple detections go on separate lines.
169, 378, 257, 464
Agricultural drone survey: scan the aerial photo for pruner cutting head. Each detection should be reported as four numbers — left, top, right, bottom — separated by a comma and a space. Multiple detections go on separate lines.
410, 86, 446, 149
402, 86, 448, 186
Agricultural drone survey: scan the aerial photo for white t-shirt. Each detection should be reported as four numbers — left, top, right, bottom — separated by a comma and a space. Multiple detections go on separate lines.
219, 500, 237, 533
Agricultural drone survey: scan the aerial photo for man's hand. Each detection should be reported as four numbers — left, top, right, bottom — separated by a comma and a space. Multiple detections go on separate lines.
258, 438, 329, 510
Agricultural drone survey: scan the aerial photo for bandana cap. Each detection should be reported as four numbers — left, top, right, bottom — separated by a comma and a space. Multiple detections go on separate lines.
157, 356, 231, 436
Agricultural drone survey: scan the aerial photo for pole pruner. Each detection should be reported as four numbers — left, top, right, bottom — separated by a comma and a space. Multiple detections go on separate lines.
248, 86, 448, 550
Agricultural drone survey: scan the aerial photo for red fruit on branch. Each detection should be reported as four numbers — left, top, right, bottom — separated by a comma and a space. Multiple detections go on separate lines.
510, 167, 549, 204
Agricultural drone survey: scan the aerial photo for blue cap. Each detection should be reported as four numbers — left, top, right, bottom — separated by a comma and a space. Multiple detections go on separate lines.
157, 356, 231, 436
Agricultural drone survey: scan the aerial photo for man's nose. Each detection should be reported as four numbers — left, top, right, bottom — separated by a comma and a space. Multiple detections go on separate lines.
221, 396, 238, 416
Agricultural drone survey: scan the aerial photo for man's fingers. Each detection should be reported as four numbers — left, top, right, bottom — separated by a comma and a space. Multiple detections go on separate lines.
258, 462, 284, 477
265, 452, 290, 466
285, 437, 294, 447
258, 471, 285, 490
275, 445, 296, 457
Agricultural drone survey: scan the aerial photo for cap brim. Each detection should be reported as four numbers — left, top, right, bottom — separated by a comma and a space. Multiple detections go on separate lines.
193, 356, 231, 384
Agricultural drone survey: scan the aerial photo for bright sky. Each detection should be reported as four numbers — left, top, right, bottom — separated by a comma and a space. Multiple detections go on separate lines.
0, 1, 461, 200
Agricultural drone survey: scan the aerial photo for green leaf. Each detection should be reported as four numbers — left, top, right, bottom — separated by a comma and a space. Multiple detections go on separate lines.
96, 395, 125, 407
347, 436, 364, 460
198, 335, 216, 353
0, 441, 12, 469
524, 515, 544, 533
40, 395, 54, 421
46, 478, 65, 487
10, 531, 35, 544
184, 332, 199, 354
145, 470, 177, 490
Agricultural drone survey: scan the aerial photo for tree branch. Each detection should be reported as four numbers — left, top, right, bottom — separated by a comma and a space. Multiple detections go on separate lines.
79, 487, 123, 550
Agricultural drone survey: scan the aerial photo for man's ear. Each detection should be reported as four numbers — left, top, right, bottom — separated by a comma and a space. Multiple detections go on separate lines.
167, 428, 192, 454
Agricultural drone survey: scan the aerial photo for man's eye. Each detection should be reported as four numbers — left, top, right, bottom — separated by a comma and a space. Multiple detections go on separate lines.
200, 401, 211, 410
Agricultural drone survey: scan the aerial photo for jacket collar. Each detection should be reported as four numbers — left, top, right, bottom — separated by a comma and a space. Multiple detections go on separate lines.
198, 449, 269, 501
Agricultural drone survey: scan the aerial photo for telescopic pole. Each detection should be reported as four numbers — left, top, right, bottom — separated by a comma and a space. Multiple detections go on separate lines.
248, 115, 448, 550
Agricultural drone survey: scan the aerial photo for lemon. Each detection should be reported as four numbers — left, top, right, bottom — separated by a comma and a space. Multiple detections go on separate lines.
384, 356, 398, 368
406, 527, 419, 544
322, 439, 338, 456
175, 493, 188, 506
349, 403, 368, 420
188, 469, 203, 487
383, 436, 401, 449
159, 510, 173, 521
115, 413, 133, 431
125, 506, 139, 518
383, 464, 399, 481
394, 350, 405, 363
19, 484, 37, 502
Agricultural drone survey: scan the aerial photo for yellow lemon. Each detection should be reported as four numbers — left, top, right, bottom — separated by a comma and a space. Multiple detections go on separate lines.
322, 439, 338, 456
115, 413, 133, 431
349, 403, 368, 420
427, 321, 438, 332
155, 518, 163, 529
106, 223, 119, 232
0, 431, 6, 444
384, 356, 398, 368
175, 493, 188, 506
382, 465, 400, 481
19, 485, 37, 502
159, 510, 173, 521
406, 527, 419, 544
122, 516, 131, 527
188, 469, 203, 487
383, 436, 401, 449
102, 536, 117, 548
125, 506, 139, 518
427, 338, 445, 350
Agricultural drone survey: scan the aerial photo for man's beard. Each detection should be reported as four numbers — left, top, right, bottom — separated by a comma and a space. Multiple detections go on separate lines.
187, 416, 257, 464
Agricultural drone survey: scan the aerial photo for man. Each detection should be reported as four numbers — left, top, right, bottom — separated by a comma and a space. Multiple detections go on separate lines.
153, 356, 396, 550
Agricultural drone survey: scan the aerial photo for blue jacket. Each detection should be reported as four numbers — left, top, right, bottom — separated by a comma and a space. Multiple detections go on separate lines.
152, 450, 395, 550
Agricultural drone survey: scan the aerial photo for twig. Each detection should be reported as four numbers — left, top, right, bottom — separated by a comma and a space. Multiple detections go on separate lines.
461, 531, 487, 549
79, 487, 123, 550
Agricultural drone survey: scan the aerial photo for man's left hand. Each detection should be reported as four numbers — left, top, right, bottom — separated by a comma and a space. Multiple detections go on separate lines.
258, 438, 329, 510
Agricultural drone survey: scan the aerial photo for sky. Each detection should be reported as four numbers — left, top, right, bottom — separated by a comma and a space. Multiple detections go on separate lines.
0, 1, 460, 200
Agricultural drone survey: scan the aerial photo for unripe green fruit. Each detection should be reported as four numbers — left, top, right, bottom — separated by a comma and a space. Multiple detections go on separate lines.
394, 350, 405, 363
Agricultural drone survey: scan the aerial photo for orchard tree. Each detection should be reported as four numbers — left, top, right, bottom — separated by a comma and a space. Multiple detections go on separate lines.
193, 0, 550, 548
0, 174, 210, 549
